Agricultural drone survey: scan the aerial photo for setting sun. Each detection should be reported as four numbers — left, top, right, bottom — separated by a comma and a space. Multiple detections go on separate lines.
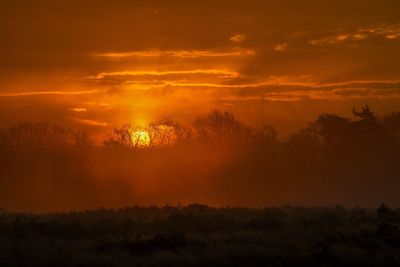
131, 129, 151, 147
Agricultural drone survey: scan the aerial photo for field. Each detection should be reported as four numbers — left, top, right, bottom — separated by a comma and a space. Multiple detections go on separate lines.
2, 1, 400, 266
1, 204, 399, 266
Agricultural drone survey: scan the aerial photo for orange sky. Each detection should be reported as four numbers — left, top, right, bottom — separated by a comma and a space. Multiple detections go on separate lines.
1, 0, 400, 138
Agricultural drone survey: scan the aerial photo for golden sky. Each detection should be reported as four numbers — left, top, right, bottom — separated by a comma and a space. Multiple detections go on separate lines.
1, 0, 400, 137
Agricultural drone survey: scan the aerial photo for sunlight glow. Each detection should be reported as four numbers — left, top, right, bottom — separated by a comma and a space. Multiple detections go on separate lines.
131, 130, 151, 147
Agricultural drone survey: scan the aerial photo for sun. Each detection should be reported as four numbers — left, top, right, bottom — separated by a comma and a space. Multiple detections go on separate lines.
131, 129, 150, 147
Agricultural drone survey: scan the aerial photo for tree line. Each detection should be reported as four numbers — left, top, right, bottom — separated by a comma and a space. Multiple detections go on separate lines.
0, 106, 400, 210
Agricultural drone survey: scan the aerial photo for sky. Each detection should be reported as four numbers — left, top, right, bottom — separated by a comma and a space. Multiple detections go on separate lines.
1, 0, 400, 138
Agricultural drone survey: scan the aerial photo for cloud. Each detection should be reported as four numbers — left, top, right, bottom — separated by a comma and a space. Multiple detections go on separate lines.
230, 33, 247, 43
88, 69, 240, 80
274, 43, 288, 52
310, 24, 400, 46
69, 107, 87, 112
83, 102, 110, 107
86, 69, 242, 88
0, 90, 102, 97
309, 33, 366, 46
360, 25, 400, 39
175, 78, 400, 104
93, 48, 255, 58
71, 117, 108, 127
216, 85, 400, 104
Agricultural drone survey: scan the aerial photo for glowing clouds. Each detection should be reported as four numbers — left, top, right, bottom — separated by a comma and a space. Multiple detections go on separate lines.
0, 90, 102, 97
274, 43, 288, 52
85, 69, 242, 90
93, 48, 255, 59
230, 33, 247, 43
70, 108, 87, 112
71, 117, 109, 127
309, 24, 400, 46
89, 69, 240, 80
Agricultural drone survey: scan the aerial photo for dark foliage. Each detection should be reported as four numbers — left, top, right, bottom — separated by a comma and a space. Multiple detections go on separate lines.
0, 205, 400, 266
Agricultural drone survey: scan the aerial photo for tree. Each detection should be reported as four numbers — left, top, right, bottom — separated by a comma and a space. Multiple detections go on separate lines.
286, 124, 322, 164
352, 105, 375, 121
252, 124, 278, 148
381, 112, 400, 139
104, 118, 193, 149
193, 111, 252, 147
148, 117, 192, 147
2, 122, 90, 154
350, 106, 388, 142
74, 130, 92, 148
314, 114, 350, 147
103, 124, 141, 149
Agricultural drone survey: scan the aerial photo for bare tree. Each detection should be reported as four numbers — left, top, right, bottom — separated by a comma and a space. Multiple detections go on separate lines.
252, 124, 278, 147
149, 117, 193, 146
148, 118, 177, 147
193, 111, 252, 147
2, 122, 90, 154
104, 124, 149, 149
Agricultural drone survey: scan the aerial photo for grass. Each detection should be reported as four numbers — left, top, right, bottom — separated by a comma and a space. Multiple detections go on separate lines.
0, 204, 399, 266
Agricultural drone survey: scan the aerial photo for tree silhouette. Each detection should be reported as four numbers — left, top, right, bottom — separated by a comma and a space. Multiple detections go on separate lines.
193, 110, 252, 147
2, 122, 90, 154
351, 106, 388, 143
286, 125, 322, 164
352, 105, 375, 121
1, 107, 400, 211
315, 114, 350, 147
148, 118, 192, 147
104, 119, 193, 149
381, 112, 400, 139
252, 124, 278, 148
104, 124, 141, 149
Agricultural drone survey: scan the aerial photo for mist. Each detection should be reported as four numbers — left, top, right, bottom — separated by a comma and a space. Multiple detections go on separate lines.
0, 107, 399, 212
